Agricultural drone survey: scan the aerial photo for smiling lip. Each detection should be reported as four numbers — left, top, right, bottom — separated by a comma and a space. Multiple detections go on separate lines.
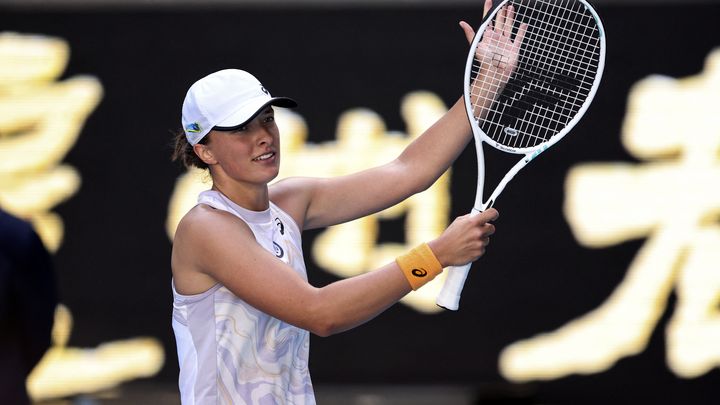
252, 151, 276, 162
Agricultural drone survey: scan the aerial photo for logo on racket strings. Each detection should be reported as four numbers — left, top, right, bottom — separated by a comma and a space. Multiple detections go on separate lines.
504, 127, 519, 137
412, 268, 428, 278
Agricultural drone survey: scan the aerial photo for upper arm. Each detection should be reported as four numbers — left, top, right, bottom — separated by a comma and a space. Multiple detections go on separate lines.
173, 206, 326, 333
270, 159, 418, 230
270, 98, 472, 230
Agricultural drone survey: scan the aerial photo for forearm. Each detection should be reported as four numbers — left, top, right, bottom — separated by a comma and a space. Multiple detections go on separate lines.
313, 263, 412, 336
296, 100, 472, 229
237, 209, 497, 338
395, 97, 472, 193
395, 1, 521, 195
396, 65, 510, 194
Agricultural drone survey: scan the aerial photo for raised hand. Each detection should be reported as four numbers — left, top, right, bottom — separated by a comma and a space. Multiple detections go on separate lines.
461, 0, 528, 118
474, 3, 527, 82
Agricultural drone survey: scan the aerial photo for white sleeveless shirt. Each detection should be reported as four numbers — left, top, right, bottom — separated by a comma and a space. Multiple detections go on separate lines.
172, 190, 315, 405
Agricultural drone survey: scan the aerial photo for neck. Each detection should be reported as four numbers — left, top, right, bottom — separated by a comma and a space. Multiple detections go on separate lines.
212, 181, 270, 212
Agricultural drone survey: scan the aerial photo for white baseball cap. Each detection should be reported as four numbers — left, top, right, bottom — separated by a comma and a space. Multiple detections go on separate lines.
181, 69, 297, 145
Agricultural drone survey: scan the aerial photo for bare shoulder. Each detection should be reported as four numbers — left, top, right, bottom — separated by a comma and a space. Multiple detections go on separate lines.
177, 203, 238, 231
171, 204, 255, 295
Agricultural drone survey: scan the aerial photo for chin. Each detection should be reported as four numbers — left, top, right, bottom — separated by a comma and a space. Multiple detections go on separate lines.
264, 167, 280, 183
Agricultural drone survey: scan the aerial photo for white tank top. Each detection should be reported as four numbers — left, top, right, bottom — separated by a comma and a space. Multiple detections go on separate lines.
172, 190, 315, 405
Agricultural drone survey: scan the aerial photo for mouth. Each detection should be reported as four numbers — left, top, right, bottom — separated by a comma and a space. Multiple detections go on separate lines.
252, 151, 276, 162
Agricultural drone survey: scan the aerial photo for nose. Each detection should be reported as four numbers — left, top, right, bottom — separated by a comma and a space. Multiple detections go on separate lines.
256, 124, 278, 147
256, 126, 273, 146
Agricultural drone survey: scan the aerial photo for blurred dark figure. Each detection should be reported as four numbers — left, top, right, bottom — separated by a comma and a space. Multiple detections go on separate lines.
0, 208, 58, 405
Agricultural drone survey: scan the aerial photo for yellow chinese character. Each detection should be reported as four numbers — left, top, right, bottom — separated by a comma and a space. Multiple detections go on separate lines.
0, 32, 101, 252
0, 32, 164, 401
499, 49, 720, 381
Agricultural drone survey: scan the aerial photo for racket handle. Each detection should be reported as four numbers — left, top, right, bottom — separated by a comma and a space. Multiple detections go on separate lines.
436, 208, 485, 311
436, 262, 472, 311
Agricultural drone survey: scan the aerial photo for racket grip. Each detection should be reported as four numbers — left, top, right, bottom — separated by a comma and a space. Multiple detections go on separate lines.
436, 208, 484, 310
436, 262, 472, 311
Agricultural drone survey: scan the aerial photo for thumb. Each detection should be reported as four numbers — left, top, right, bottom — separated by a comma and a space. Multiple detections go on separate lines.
483, 0, 494, 18
477, 208, 500, 223
459, 20, 475, 45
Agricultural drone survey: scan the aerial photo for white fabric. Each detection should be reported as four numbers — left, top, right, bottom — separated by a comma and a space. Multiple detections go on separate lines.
181, 69, 295, 145
172, 190, 315, 405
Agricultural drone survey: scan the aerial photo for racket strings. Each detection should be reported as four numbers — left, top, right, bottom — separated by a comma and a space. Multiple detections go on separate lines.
518, 0, 600, 65
503, 1, 598, 147
515, 3, 600, 87
514, 1, 599, 109
469, 0, 602, 150
517, 24, 600, 81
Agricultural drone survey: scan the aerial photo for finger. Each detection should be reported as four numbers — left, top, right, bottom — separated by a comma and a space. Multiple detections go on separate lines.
483, 0, 493, 18
495, 6, 506, 34
515, 22, 529, 47
504, 5, 515, 38
459, 20, 475, 44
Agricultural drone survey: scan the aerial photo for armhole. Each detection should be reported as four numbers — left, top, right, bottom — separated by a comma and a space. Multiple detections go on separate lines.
269, 178, 310, 231
172, 279, 222, 303
270, 202, 302, 238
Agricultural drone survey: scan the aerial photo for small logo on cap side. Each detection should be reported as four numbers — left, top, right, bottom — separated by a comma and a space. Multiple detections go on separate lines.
260, 85, 269, 95
186, 123, 202, 133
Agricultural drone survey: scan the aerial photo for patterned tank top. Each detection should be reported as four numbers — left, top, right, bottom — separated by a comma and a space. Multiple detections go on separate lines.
172, 190, 315, 404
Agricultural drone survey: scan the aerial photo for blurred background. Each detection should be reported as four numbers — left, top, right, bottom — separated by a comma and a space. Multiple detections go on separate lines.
0, 0, 719, 404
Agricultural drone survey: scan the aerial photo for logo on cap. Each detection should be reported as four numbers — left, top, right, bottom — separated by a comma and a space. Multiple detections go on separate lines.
260, 85, 269, 95
186, 123, 202, 133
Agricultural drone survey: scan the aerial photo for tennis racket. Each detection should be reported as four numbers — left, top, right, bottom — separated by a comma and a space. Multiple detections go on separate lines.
436, 0, 606, 310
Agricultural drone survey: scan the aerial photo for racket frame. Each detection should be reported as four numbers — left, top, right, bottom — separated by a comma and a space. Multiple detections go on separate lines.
436, 0, 606, 310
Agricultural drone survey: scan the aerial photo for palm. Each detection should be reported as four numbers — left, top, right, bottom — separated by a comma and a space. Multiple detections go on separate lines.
471, 5, 527, 83
462, 3, 529, 119
476, 28, 522, 78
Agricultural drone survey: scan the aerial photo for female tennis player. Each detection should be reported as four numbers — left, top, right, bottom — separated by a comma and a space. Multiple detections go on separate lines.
170, 1, 520, 403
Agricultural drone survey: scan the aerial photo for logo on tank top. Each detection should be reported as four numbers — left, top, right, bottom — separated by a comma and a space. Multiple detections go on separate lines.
275, 217, 285, 235
273, 241, 284, 258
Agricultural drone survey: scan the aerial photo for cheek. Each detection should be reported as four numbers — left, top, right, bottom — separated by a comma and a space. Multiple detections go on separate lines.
222, 140, 252, 158
212, 143, 248, 169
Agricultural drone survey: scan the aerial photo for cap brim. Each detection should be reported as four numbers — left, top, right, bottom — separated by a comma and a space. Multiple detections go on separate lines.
214, 97, 298, 131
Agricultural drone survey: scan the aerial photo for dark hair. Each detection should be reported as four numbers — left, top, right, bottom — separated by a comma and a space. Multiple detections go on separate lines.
171, 129, 209, 169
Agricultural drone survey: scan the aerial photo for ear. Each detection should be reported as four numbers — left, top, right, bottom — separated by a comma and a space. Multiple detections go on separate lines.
193, 142, 217, 165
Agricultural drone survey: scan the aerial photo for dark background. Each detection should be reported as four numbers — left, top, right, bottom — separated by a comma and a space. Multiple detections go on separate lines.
2, 2, 719, 404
